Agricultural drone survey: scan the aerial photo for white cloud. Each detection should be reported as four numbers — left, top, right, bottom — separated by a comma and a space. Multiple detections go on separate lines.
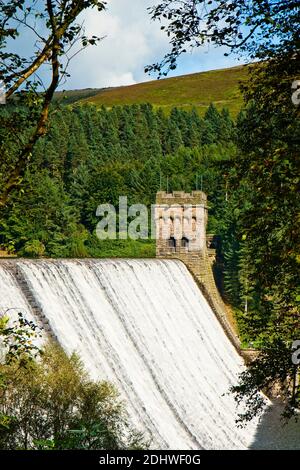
7, 0, 244, 91
109, 72, 135, 87
65, 0, 169, 89
61, 0, 244, 90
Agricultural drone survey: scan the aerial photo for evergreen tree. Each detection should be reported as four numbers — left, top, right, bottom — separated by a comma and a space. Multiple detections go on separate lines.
204, 104, 222, 140
220, 108, 235, 142
164, 119, 183, 154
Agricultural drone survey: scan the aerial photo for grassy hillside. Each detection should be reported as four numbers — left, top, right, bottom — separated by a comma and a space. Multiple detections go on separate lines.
53, 88, 103, 105
82, 65, 249, 116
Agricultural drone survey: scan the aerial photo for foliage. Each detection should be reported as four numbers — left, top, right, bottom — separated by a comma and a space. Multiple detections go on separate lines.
0, 312, 42, 433
226, 55, 300, 418
231, 336, 299, 424
0, 103, 236, 258
0, 313, 41, 369
86, 235, 155, 259
147, 0, 299, 75
0, 0, 106, 205
0, 322, 146, 450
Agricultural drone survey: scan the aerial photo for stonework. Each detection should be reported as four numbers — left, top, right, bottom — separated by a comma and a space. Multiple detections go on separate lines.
155, 191, 241, 353
155, 191, 208, 258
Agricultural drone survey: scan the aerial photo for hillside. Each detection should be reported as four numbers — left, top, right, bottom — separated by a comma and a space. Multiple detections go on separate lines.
82, 65, 249, 116
53, 88, 102, 105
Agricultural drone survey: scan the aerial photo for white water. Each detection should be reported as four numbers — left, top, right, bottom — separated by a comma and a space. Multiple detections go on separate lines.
0, 259, 260, 449
0, 265, 33, 322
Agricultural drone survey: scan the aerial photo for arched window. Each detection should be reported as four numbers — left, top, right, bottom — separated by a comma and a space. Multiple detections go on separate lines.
181, 237, 189, 248
168, 237, 176, 249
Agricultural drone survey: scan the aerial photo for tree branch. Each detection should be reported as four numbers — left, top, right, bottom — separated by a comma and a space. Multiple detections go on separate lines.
5, 1, 83, 98
0, 0, 61, 206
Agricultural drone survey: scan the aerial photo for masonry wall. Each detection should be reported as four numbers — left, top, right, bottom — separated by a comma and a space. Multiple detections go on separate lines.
155, 191, 241, 352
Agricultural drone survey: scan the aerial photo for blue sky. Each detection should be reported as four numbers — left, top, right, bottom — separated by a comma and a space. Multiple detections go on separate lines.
11, 0, 246, 91
64, 0, 245, 90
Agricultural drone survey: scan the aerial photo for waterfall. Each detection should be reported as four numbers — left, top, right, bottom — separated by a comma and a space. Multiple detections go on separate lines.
0, 258, 260, 449
0, 264, 33, 322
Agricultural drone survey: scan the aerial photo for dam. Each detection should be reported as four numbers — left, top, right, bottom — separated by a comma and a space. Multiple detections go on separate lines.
1, 191, 300, 449
1, 258, 300, 449
0, 258, 256, 449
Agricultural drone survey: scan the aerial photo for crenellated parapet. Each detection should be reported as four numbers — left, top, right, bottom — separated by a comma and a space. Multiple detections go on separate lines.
156, 190, 208, 206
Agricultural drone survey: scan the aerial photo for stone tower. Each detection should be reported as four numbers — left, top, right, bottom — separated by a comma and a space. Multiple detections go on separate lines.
155, 191, 241, 351
155, 191, 208, 283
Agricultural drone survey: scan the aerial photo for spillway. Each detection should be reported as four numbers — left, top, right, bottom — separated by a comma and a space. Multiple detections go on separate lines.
0, 258, 259, 449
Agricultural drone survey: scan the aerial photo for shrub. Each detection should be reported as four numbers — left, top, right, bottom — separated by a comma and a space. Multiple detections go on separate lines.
22, 240, 46, 258
0, 341, 146, 450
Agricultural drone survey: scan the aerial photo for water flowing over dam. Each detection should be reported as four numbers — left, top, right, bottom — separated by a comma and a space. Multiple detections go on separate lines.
0, 259, 299, 449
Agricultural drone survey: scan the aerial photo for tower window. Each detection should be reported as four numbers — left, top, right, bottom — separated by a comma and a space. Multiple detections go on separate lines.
181, 237, 189, 248
168, 237, 176, 249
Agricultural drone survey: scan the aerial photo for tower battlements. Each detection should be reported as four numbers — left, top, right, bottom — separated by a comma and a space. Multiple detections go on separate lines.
156, 191, 207, 206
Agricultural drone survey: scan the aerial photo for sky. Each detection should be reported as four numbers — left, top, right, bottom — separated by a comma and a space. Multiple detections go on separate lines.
62, 0, 245, 90
8, 0, 246, 91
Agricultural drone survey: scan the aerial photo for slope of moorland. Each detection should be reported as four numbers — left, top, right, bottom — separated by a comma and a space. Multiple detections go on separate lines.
81, 65, 249, 116
53, 88, 103, 105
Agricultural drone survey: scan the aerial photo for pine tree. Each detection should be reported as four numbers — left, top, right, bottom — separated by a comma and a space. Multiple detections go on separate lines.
220, 108, 235, 142
164, 119, 183, 154
204, 104, 222, 141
